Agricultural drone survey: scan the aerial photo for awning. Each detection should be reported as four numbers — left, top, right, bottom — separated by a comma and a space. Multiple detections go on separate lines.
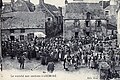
34, 32, 46, 38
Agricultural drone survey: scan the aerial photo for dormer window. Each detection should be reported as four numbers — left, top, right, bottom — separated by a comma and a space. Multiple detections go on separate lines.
20, 35, 24, 40
74, 20, 80, 27
86, 12, 91, 19
10, 29, 15, 33
97, 20, 101, 27
20, 29, 25, 33
105, 10, 109, 16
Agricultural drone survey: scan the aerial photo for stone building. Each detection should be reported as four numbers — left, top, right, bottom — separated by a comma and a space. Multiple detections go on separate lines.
104, 2, 117, 26
63, 0, 107, 40
2, 0, 45, 41
2, 12, 45, 41
104, 3, 117, 36
1, 0, 63, 41
35, 0, 63, 37
3, 0, 35, 12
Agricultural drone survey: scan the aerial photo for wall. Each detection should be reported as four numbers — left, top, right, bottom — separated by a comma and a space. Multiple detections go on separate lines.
63, 19, 107, 40
117, 9, 120, 46
2, 28, 45, 41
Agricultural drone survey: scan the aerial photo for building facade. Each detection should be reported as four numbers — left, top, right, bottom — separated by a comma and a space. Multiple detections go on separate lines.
2, 0, 63, 41
2, 12, 45, 41
35, 0, 63, 37
63, 0, 107, 40
117, 1, 120, 47
104, 3, 117, 26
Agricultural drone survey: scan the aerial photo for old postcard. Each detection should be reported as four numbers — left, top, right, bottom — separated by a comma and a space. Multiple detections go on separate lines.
0, 0, 120, 80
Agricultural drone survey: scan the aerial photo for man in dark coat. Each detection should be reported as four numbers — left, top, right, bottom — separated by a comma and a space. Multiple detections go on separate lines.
27, 46, 32, 60
47, 62, 55, 73
18, 55, 25, 69
84, 55, 88, 66
41, 56, 46, 65
72, 56, 78, 69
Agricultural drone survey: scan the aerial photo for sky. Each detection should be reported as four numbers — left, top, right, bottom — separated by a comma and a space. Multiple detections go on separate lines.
3, 0, 113, 7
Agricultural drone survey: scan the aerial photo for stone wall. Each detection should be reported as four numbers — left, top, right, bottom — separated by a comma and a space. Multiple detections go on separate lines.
117, 9, 120, 46
63, 19, 107, 40
2, 28, 45, 41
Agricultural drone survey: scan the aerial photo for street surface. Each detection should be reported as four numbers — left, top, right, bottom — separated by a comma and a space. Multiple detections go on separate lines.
0, 57, 100, 80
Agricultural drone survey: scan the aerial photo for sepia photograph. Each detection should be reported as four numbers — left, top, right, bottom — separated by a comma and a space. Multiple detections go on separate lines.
0, 0, 120, 80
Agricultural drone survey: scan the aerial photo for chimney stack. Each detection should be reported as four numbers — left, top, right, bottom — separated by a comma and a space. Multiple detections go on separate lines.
39, 0, 44, 4
28, 0, 30, 2
58, 7, 62, 15
11, 0, 15, 3
65, 0, 68, 4
11, 0, 15, 7
0, 0, 3, 9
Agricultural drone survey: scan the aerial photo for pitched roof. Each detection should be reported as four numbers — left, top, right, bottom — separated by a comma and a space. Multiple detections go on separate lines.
66, 3, 102, 13
2, 3, 13, 13
45, 3, 58, 11
65, 2, 105, 19
99, 1, 110, 9
2, 0, 35, 12
2, 12, 45, 29
13, 0, 30, 12
35, 3, 59, 17
24, 1, 35, 12
104, 5, 117, 10
107, 24, 117, 30
45, 3, 59, 16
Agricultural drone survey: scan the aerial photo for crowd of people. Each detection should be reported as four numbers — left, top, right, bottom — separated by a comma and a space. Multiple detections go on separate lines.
1, 34, 120, 79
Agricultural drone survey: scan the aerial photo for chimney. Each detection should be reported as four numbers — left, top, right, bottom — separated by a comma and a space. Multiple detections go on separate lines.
11, 0, 15, 7
27, 0, 30, 2
39, 0, 44, 4
58, 7, 62, 15
11, 0, 15, 3
65, 0, 68, 4
0, 0, 3, 9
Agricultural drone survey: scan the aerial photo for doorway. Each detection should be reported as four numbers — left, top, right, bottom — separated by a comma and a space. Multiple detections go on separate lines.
10, 36, 15, 41
75, 32, 79, 38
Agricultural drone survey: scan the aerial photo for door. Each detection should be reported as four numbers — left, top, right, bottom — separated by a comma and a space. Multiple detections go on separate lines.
10, 36, 15, 41
75, 32, 79, 38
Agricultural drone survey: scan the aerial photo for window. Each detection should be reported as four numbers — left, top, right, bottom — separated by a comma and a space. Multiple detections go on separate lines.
105, 11, 109, 16
20, 35, 24, 40
85, 20, 90, 27
27, 33, 34, 41
10, 36, 15, 41
74, 20, 80, 27
86, 12, 91, 19
20, 29, 25, 33
97, 20, 101, 27
75, 32, 79, 38
10, 29, 15, 33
